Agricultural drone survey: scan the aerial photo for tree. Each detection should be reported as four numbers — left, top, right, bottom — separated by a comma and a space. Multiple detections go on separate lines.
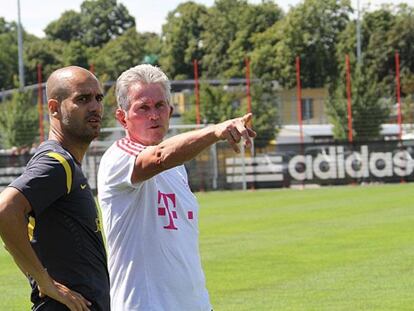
44, 10, 83, 42
336, 4, 414, 97
330, 4, 414, 141
140, 32, 162, 66
369, 5, 414, 96
0, 91, 39, 148
0, 18, 18, 89
183, 81, 278, 148
0, 32, 18, 89
183, 83, 240, 125
391, 5, 414, 96
253, 0, 351, 88
250, 21, 282, 82
24, 38, 63, 86
362, 7, 396, 85
80, 0, 135, 47
160, 1, 208, 79
327, 66, 391, 141
237, 82, 278, 148
201, 0, 283, 79
43, 0, 135, 47
93, 28, 147, 80
100, 78, 117, 139
62, 40, 90, 68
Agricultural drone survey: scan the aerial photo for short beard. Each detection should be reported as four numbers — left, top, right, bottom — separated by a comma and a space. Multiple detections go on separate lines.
62, 116, 98, 144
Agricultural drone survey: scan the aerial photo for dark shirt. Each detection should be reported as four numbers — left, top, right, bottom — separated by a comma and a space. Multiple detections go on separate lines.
10, 140, 110, 311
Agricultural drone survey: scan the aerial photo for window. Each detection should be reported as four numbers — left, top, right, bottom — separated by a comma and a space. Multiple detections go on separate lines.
301, 98, 314, 120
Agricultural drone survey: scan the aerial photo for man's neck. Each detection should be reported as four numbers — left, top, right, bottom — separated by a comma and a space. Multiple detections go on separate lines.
48, 132, 89, 164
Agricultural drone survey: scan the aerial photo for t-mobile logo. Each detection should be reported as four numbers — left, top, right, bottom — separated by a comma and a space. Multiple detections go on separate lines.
157, 190, 194, 230
158, 191, 178, 230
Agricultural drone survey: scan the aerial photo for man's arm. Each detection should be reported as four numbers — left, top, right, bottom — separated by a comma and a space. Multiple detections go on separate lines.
0, 187, 91, 311
132, 113, 256, 183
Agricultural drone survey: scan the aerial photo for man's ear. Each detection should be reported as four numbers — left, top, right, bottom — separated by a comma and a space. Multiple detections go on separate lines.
48, 99, 60, 119
169, 105, 174, 118
116, 108, 127, 128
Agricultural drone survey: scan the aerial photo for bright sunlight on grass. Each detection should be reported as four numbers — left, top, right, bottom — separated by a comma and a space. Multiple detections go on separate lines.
1, 184, 414, 310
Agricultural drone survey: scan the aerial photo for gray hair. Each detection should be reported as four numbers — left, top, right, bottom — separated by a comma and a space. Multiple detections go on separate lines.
116, 64, 171, 111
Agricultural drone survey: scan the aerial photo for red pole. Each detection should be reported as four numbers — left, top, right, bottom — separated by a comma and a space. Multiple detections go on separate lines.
89, 63, 95, 74
37, 64, 44, 143
345, 54, 353, 143
245, 57, 252, 115
193, 59, 201, 125
395, 52, 402, 140
295, 56, 304, 144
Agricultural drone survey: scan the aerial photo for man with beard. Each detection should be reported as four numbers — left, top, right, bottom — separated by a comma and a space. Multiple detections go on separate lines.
0, 66, 110, 311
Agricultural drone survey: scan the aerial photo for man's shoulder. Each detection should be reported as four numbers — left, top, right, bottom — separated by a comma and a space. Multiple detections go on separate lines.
28, 141, 76, 178
33, 141, 73, 162
103, 137, 146, 159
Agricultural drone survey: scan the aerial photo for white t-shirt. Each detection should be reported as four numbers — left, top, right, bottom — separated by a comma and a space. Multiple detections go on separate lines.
97, 137, 211, 311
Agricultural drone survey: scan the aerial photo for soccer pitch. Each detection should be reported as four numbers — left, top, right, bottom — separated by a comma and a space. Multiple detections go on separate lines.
1, 184, 414, 310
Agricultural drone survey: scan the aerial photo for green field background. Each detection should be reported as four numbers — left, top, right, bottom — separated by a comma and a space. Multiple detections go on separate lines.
1, 184, 414, 310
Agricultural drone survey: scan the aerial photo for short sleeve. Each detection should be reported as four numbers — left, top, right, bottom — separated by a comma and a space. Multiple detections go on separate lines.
10, 152, 71, 216
97, 147, 142, 202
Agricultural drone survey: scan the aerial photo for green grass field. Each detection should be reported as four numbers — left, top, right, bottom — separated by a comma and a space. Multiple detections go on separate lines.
1, 184, 414, 310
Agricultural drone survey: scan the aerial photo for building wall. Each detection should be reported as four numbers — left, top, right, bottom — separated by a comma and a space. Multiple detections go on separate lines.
278, 87, 329, 125
171, 86, 330, 127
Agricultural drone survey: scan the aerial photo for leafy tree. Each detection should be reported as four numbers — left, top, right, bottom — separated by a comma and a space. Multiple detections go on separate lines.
44, 10, 83, 42
160, 1, 207, 79
336, 5, 414, 97
183, 81, 277, 148
224, 0, 283, 79
183, 83, 240, 124
237, 82, 278, 148
140, 32, 162, 66
100, 79, 117, 139
62, 40, 90, 68
201, 0, 283, 79
0, 18, 19, 89
0, 91, 39, 148
327, 66, 390, 141
400, 71, 414, 131
250, 21, 282, 82
24, 38, 63, 86
362, 7, 396, 86
0, 17, 16, 34
254, 0, 351, 88
331, 4, 414, 141
93, 28, 147, 80
44, 0, 135, 48
372, 5, 414, 96
80, 0, 135, 47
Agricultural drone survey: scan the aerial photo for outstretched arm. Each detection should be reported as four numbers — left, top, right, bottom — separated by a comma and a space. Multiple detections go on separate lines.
0, 187, 92, 311
132, 113, 256, 183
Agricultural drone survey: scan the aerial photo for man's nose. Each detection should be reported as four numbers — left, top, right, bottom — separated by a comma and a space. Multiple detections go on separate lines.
148, 109, 159, 119
89, 97, 103, 113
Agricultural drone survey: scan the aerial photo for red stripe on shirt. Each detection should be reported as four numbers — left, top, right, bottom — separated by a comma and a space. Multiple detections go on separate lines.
124, 138, 145, 152
115, 138, 146, 156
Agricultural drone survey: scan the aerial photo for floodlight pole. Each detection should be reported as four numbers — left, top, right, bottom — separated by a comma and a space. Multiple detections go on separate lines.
17, 0, 25, 90
356, 0, 362, 64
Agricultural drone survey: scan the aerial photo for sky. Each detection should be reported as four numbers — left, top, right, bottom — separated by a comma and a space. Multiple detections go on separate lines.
0, 0, 413, 38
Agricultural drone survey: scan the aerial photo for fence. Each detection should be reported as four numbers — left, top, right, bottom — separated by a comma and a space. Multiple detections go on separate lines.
2, 129, 414, 193
80, 125, 414, 191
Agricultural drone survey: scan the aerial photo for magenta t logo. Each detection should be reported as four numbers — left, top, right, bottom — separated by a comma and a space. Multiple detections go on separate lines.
157, 191, 178, 230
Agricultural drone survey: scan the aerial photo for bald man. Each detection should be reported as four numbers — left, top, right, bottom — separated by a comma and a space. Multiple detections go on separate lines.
0, 66, 110, 311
